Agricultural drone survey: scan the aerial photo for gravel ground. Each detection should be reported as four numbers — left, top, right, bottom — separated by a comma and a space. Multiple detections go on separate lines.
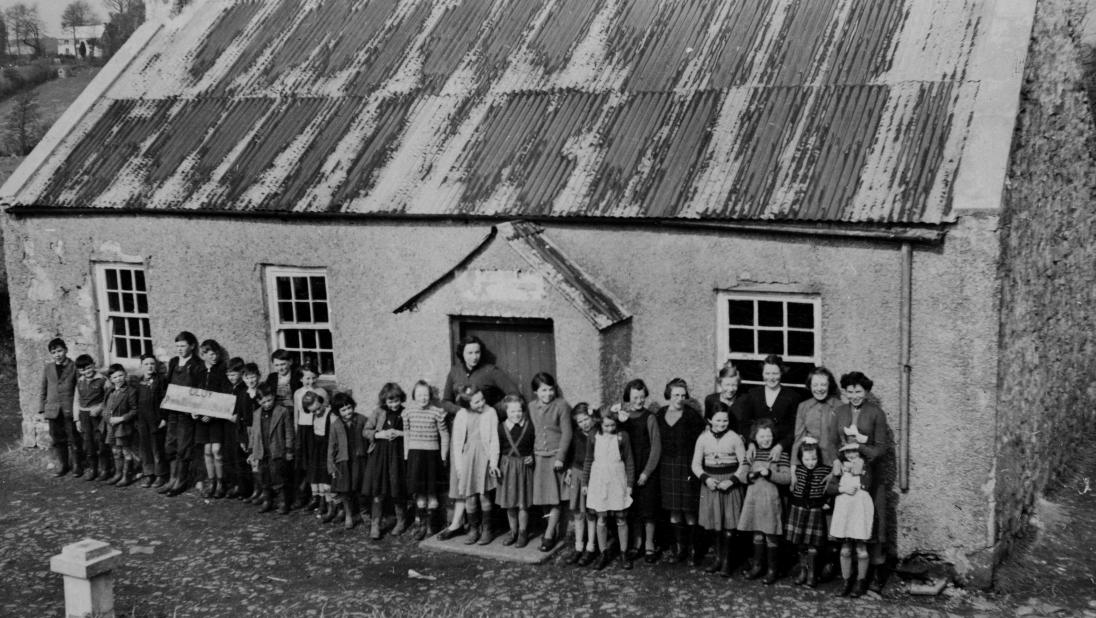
0, 444, 1092, 618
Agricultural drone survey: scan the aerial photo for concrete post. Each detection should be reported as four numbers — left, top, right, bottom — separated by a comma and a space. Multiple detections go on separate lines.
49, 539, 123, 618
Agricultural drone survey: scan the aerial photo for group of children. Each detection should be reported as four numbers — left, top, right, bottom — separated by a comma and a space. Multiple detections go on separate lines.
39, 335, 885, 599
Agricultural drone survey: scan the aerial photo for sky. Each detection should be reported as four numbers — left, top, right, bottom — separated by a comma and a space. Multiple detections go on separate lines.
0, 0, 109, 38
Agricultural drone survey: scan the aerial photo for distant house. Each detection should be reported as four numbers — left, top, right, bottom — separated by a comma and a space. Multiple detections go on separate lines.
58, 24, 105, 59
2, 0, 1094, 587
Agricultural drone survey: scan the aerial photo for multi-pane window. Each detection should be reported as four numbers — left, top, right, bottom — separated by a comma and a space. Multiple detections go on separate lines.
265, 267, 335, 376
717, 292, 821, 386
95, 264, 153, 364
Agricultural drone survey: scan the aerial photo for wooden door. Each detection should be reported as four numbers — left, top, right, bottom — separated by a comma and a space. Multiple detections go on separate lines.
451, 316, 556, 404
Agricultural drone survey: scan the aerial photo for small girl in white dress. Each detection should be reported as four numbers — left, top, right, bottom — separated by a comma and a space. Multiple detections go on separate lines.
830, 440, 875, 598
582, 412, 635, 570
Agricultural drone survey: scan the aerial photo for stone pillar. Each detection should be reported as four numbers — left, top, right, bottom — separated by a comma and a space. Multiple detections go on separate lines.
49, 539, 122, 618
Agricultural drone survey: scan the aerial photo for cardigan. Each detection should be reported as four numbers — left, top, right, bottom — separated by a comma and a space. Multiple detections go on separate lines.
39, 358, 77, 419
829, 402, 892, 466
528, 397, 573, 462
442, 362, 519, 411
789, 463, 837, 506
745, 447, 792, 486
249, 403, 294, 461
742, 386, 805, 451
451, 406, 500, 472
362, 406, 402, 453
327, 413, 367, 473
792, 396, 842, 466
582, 431, 636, 487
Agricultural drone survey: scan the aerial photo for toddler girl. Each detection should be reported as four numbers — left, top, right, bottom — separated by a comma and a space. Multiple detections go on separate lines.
440, 385, 500, 545
103, 364, 139, 487
496, 395, 535, 547
691, 408, 748, 577
785, 437, 834, 587
327, 391, 366, 529
362, 383, 408, 538
402, 380, 449, 540
737, 419, 790, 584
830, 439, 875, 597
583, 409, 635, 570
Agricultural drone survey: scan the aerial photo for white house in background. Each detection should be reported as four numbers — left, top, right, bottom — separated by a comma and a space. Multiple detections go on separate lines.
58, 24, 105, 58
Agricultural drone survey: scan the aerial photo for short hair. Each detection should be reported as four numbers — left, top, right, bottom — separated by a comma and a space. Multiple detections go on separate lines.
75, 354, 96, 369
332, 391, 357, 411
571, 402, 591, 419
456, 384, 483, 408
226, 357, 246, 373
242, 362, 261, 377
411, 380, 433, 400
663, 377, 689, 400
299, 362, 319, 377
256, 383, 276, 399
799, 440, 820, 457
762, 354, 786, 374
139, 354, 157, 364
749, 418, 775, 445
622, 379, 648, 403
455, 335, 485, 362
704, 406, 730, 423
500, 394, 524, 411
301, 390, 320, 409
378, 382, 406, 406
199, 339, 223, 361
530, 372, 556, 392
717, 362, 740, 381
47, 337, 67, 351
839, 371, 874, 392
805, 366, 839, 399
270, 349, 291, 362
106, 363, 126, 377
174, 331, 198, 349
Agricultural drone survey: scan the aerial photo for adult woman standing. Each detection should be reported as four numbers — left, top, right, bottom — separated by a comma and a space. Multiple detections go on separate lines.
703, 364, 751, 436
830, 371, 894, 594
791, 367, 842, 467
657, 378, 707, 564
442, 336, 520, 418
742, 355, 804, 459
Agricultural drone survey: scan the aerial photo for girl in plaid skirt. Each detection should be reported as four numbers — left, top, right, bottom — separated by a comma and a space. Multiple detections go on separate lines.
784, 438, 835, 587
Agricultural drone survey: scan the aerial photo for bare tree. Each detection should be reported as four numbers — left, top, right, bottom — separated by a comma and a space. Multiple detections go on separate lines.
5, 3, 42, 57
4, 91, 44, 155
101, 0, 144, 59
62, 1, 97, 57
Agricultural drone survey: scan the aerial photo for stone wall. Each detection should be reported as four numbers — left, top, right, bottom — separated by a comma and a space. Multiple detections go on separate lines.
995, 0, 1096, 559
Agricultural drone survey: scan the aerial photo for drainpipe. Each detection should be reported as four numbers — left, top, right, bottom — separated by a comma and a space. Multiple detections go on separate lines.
898, 242, 912, 492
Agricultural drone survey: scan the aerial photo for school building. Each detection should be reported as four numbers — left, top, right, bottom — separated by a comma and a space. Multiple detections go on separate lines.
2, 0, 1094, 585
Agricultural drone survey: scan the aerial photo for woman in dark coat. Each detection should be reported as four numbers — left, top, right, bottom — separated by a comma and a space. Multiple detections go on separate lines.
442, 336, 520, 419
742, 355, 804, 459
658, 378, 707, 564
829, 371, 894, 593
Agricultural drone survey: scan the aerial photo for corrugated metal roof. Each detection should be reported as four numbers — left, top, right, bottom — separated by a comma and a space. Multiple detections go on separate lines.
7, 0, 1012, 224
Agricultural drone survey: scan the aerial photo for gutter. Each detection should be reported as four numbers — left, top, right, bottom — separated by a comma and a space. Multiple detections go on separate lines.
898, 241, 913, 492
1, 206, 949, 245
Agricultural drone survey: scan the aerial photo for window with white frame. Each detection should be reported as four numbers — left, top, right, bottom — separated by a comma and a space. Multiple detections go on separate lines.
716, 292, 821, 386
95, 263, 153, 365
265, 267, 335, 376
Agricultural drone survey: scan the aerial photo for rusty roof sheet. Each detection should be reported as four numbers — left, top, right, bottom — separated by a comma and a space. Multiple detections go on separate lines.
6, 0, 1016, 224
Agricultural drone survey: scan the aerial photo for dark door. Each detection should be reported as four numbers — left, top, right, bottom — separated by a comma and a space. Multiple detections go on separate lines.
451, 316, 556, 404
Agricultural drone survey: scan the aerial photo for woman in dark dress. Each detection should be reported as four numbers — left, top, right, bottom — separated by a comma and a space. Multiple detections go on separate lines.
442, 336, 520, 420
742, 355, 804, 461
657, 378, 707, 565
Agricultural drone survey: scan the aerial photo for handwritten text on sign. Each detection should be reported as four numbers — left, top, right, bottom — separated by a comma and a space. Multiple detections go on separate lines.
162, 384, 236, 420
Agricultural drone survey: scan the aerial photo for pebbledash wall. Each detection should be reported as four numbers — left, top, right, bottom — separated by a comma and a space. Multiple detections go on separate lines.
994, 0, 1096, 559
2, 209, 1001, 571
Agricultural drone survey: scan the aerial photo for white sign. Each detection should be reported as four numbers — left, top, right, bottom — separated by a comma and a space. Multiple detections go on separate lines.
161, 384, 237, 421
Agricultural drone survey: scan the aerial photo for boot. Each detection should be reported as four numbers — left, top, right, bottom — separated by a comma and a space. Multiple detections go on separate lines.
869, 563, 889, 594
96, 457, 113, 482
323, 502, 343, 524
119, 460, 138, 487
307, 495, 322, 511
248, 474, 263, 502
618, 552, 633, 570
344, 497, 358, 530
805, 549, 819, 588
259, 489, 275, 513
226, 483, 240, 499
794, 550, 808, 586
278, 486, 291, 514
745, 541, 766, 579
852, 577, 870, 598
107, 456, 125, 485
594, 551, 612, 571
152, 475, 168, 488
202, 478, 215, 499
839, 577, 855, 597
413, 517, 427, 541
166, 462, 188, 496
370, 502, 383, 540
763, 546, 780, 585
82, 459, 99, 481
464, 511, 482, 545
426, 508, 440, 537
705, 534, 725, 574
213, 478, 227, 499
672, 524, 688, 563
477, 508, 494, 545
690, 525, 706, 567
720, 534, 735, 578
392, 506, 410, 536
52, 447, 71, 477
141, 471, 154, 488
157, 461, 176, 493
70, 447, 84, 478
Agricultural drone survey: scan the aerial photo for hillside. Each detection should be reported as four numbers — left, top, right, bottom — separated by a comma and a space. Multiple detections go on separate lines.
0, 65, 100, 168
